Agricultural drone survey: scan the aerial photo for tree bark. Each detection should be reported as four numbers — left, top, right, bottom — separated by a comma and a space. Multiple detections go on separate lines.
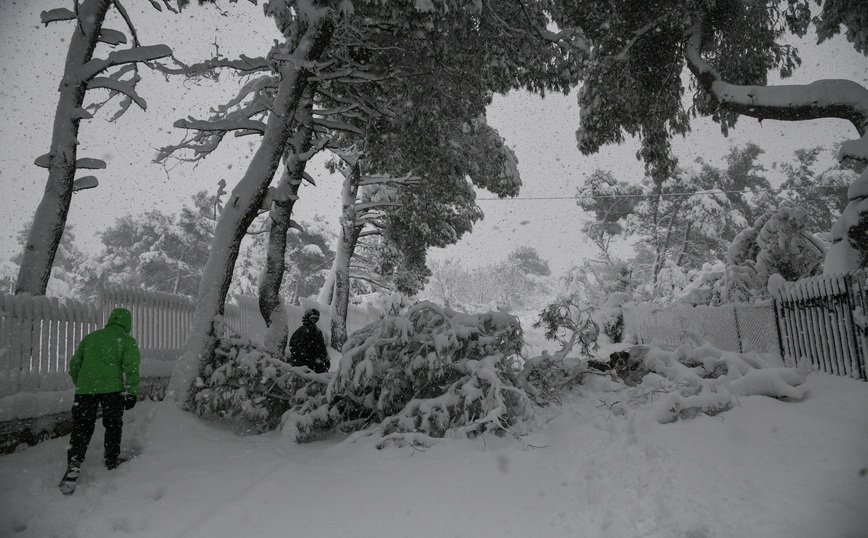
258, 88, 316, 356
675, 221, 693, 267
329, 161, 364, 351
168, 20, 335, 408
15, 0, 112, 296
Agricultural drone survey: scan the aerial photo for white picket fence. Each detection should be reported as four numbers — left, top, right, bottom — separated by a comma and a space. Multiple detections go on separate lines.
0, 284, 384, 399
0, 285, 266, 397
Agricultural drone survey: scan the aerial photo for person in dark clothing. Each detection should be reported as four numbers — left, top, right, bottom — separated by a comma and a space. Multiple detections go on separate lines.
60, 308, 140, 493
289, 308, 330, 373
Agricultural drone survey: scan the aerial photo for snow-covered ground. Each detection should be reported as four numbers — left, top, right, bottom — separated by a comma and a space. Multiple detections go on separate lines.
1, 339, 867, 538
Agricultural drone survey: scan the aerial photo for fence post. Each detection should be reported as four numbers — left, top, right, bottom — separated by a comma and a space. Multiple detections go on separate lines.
732, 304, 743, 353
847, 272, 868, 380
772, 291, 786, 359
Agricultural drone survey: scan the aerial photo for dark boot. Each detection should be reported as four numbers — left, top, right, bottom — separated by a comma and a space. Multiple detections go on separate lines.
105, 455, 130, 470
59, 461, 81, 495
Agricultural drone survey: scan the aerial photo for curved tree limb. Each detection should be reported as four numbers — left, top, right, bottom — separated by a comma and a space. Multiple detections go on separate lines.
684, 20, 868, 162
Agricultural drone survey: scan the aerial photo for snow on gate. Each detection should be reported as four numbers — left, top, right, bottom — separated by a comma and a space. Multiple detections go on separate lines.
772, 271, 868, 381
623, 270, 868, 381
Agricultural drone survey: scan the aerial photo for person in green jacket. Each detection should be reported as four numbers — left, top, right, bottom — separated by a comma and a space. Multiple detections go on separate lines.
64, 308, 140, 479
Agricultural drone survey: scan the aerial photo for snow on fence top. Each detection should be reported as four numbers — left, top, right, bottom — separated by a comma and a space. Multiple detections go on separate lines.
771, 270, 868, 380
0, 292, 101, 395
622, 301, 780, 356
0, 285, 382, 399
0, 285, 266, 397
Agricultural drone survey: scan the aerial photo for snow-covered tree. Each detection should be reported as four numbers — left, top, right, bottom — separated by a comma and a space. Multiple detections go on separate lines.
165, 7, 337, 407
160, 0, 586, 406
554, 0, 867, 175
627, 168, 746, 286
700, 143, 780, 228
781, 147, 855, 232
576, 169, 642, 258
728, 200, 825, 285
578, 145, 773, 287
6, 223, 91, 299
551, 0, 868, 269
15, 0, 175, 296
91, 191, 215, 296
419, 249, 554, 313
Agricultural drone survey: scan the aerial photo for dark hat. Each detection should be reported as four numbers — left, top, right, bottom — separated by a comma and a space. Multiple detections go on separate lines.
303, 308, 320, 322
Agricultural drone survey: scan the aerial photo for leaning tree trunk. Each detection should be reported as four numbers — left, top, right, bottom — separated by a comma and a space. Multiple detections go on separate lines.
15, 0, 112, 296
329, 161, 364, 351
17, 0, 172, 295
168, 20, 335, 408
259, 88, 317, 356
316, 266, 336, 306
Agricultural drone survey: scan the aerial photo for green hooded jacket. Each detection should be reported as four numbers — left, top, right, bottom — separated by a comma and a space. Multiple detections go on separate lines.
69, 308, 141, 395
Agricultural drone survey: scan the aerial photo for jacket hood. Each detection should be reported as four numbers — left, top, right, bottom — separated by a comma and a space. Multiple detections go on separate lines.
106, 308, 132, 333
302, 308, 320, 325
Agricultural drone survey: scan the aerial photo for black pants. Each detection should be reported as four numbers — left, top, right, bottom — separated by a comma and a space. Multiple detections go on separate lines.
67, 392, 124, 465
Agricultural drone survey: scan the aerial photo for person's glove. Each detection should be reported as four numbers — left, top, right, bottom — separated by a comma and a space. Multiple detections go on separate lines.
124, 394, 137, 410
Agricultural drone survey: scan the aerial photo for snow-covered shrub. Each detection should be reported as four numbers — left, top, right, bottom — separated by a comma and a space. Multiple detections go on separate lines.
534, 296, 600, 358
590, 343, 807, 424
193, 334, 330, 432
594, 292, 631, 342
360, 290, 416, 318
652, 260, 691, 302
559, 258, 636, 310
669, 262, 765, 305
283, 302, 538, 445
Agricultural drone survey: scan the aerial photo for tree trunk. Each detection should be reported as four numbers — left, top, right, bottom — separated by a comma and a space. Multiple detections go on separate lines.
329, 161, 364, 351
15, 0, 112, 296
652, 214, 676, 284
675, 221, 693, 267
168, 20, 335, 408
258, 88, 316, 356
316, 266, 336, 306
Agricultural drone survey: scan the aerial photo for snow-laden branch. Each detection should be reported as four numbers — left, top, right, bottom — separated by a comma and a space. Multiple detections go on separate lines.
311, 117, 364, 135
80, 44, 172, 80
684, 20, 868, 162
151, 54, 270, 77
33, 155, 106, 169
357, 174, 421, 187
87, 77, 147, 109
173, 117, 267, 134
98, 28, 128, 46
40, 8, 76, 25
316, 87, 393, 119
111, 0, 141, 47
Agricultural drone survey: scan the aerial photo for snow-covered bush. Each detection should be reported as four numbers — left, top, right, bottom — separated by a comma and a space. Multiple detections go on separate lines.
534, 297, 600, 358
669, 262, 765, 305
193, 334, 330, 432
589, 343, 807, 424
594, 292, 631, 343
283, 302, 539, 446
559, 258, 635, 310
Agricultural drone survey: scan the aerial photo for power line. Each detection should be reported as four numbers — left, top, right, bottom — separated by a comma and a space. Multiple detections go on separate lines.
476, 184, 848, 201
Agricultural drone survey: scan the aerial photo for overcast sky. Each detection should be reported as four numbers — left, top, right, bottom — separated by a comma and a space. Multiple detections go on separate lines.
1, 1, 866, 277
